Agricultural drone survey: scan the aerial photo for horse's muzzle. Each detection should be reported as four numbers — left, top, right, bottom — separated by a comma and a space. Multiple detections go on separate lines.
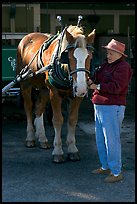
73, 84, 87, 97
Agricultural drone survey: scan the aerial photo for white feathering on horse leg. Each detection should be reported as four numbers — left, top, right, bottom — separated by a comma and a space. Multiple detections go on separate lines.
66, 127, 78, 153
34, 113, 48, 142
52, 128, 64, 155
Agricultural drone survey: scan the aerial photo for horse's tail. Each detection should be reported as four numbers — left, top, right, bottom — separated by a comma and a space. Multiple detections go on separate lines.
16, 45, 23, 75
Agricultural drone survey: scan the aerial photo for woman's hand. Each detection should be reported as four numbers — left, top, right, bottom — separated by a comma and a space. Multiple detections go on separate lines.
89, 83, 98, 90
87, 77, 93, 86
87, 77, 99, 90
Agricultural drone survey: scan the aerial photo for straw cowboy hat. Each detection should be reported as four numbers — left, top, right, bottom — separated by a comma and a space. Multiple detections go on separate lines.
102, 39, 128, 57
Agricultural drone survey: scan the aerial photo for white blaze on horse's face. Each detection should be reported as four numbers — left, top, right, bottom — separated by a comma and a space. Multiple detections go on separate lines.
73, 48, 88, 97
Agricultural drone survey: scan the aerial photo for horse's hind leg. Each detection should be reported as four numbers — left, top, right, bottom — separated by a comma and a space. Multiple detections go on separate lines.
34, 88, 50, 149
21, 85, 35, 147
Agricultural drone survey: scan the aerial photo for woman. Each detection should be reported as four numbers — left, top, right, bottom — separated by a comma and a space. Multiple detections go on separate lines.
88, 39, 133, 183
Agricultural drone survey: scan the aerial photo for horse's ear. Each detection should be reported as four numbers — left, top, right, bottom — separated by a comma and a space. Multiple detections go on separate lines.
65, 30, 74, 43
86, 29, 96, 44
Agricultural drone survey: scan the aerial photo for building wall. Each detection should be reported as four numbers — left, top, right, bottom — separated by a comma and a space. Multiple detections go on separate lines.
2, 3, 135, 35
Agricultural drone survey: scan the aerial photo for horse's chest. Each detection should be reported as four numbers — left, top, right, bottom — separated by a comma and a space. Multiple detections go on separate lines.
58, 89, 73, 98
31, 74, 46, 88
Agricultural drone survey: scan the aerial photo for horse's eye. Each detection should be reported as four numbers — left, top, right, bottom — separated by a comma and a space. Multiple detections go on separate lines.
86, 45, 94, 52
88, 52, 93, 59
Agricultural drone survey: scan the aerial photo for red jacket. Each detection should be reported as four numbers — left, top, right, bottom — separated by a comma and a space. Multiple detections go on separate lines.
91, 58, 133, 105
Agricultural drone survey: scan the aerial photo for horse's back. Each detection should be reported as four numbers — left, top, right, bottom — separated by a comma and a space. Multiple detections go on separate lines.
16, 32, 51, 74
18, 32, 51, 50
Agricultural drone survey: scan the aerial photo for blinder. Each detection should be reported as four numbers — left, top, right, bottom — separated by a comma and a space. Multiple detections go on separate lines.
59, 43, 94, 65
60, 50, 69, 64
59, 43, 75, 64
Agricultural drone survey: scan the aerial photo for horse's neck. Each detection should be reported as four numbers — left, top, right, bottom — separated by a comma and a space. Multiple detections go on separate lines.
61, 35, 68, 53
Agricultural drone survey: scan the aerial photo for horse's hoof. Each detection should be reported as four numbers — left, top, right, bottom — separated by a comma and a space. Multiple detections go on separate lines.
39, 141, 51, 149
25, 140, 36, 148
67, 152, 80, 161
52, 155, 65, 163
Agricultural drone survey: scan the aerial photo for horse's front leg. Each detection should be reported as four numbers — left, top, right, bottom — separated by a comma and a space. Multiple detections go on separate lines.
51, 94, 64, 163
66, 97, 83, 161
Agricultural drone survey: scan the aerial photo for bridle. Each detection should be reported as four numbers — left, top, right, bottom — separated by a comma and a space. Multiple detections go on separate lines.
64, 44, 94, 79
51, 27, 94, 88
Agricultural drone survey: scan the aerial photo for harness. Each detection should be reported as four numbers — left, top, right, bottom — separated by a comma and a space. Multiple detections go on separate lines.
47, 27, 72, 89
2, 26, 94, 94
37, 34, 58, 69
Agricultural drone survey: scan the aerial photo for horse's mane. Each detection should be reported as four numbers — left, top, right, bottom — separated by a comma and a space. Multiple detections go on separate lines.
61, 25, 86, 53
67, 25, 84, 36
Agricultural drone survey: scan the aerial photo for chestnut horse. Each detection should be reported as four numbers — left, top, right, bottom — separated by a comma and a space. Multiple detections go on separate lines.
16, 25, 95, 162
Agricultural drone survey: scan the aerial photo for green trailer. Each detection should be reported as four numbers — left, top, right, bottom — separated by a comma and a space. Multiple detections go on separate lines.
2, 46, 17, 81
2, 46, 20, 98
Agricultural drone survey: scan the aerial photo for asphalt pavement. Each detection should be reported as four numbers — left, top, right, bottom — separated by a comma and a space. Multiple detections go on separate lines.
2, 94, 135, 202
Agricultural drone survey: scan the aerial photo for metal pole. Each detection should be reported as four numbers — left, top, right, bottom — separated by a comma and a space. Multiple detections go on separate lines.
2, 64, 52, 95
2, 81, 16, 94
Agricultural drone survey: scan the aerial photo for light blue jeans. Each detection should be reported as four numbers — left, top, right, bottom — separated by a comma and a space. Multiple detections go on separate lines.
94, 104, 125, 175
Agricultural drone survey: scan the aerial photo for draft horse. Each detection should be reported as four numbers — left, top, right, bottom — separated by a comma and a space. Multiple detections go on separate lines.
16, 25, 95, 163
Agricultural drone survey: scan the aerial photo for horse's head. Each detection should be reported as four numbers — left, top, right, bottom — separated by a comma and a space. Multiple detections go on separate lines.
61, 25, 95, 97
